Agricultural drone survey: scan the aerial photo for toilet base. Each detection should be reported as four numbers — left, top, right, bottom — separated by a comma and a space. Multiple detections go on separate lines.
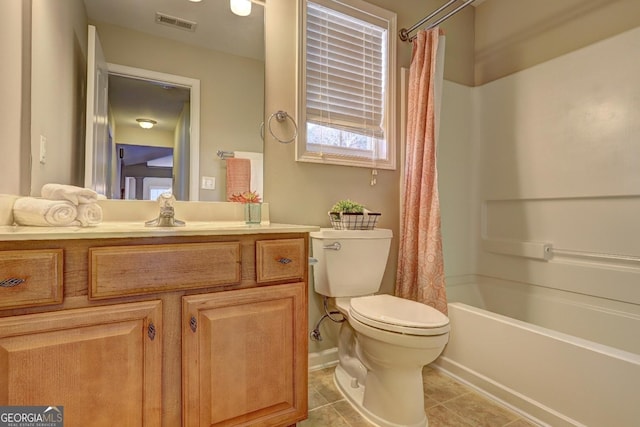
334, 364, 428, 427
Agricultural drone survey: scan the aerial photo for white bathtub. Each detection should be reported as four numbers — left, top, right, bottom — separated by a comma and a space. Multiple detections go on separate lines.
435, 278, 640, 427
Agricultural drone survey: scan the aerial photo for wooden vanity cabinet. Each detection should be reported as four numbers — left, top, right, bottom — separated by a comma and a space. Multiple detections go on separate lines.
0, 300, 162, 426
183, 282, 307, 427
0, 232, 309, 427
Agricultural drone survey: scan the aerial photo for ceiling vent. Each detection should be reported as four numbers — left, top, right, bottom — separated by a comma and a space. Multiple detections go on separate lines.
155, 12, 197, 32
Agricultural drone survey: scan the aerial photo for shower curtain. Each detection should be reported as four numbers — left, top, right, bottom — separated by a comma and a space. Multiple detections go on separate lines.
395, 28, 448, 315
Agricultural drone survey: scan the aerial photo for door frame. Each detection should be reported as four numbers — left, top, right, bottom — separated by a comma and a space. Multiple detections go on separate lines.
107, 63, 201, 201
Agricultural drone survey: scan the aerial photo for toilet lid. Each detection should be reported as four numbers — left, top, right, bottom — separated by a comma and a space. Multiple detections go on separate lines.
349, 294, 450, 336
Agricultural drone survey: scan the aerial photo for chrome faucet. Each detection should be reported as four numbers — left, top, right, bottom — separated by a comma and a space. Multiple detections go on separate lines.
145, 192, 185, 227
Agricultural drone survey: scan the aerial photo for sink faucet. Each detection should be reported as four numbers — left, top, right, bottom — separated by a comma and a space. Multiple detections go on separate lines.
145, 192, 185, 227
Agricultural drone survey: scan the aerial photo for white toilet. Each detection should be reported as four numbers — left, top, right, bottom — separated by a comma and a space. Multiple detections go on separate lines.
311, 228, 450, 427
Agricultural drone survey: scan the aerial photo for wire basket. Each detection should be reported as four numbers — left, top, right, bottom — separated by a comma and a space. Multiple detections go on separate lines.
328, 211, 381, 230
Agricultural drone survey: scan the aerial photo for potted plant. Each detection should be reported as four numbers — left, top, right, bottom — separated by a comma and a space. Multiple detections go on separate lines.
329, 199, 380, 230
331, 199, 364, 214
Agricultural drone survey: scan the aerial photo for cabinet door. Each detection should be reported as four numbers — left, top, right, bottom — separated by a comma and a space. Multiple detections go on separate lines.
0, 300, 162, 427
183, 283, 307, 427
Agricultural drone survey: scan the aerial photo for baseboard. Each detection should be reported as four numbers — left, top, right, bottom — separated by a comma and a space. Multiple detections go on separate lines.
308, 347, 339, 371
434, 357, 582, 427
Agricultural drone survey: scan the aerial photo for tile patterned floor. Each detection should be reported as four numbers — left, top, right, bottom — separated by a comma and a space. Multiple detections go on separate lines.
300, 366, 538, 427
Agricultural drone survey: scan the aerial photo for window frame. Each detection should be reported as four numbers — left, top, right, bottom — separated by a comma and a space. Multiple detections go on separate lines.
297, 0, 397, 170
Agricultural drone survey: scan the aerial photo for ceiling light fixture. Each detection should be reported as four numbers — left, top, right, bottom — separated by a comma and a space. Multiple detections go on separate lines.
136, 118, 157, 129
230, 0, 251, 16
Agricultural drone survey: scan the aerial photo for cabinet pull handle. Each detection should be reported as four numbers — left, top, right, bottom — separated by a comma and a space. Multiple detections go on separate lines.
148, 322, 156, 341
278, 257, 292, 264
0, 278, 25, 288
189, 316, 197, 333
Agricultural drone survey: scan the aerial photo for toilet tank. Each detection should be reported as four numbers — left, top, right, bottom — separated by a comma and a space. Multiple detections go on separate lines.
311, 228, 393, 297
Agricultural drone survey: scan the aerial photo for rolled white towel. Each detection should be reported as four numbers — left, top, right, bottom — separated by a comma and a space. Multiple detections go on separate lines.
0, 194, 19, 226
75, 203, 103, 227
41, 183, 98, 205
13, 197, 78, 227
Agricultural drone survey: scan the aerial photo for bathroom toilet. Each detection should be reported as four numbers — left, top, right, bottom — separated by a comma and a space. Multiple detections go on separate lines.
311, 228, 450, 427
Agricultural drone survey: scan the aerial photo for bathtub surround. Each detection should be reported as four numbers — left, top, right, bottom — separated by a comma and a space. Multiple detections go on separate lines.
435, 25, 640, 427
437, 279, 640, 427
471, 26, 640, 310
397, 28, 448, 315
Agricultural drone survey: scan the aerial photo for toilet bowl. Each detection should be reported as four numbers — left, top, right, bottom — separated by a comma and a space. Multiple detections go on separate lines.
334, 295, 449, 427
310, 229, 450, 427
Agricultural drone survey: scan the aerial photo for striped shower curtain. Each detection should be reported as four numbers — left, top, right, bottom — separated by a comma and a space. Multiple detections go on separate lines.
395, 28, 448, 315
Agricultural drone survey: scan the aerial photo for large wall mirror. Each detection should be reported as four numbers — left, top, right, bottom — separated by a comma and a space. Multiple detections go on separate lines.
31, 0, 265, 201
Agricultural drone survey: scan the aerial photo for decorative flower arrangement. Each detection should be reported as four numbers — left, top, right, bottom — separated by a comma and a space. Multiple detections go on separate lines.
228, 190, 262, 204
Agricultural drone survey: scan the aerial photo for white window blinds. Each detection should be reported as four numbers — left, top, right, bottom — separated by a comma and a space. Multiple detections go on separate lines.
305, 1, 387, 139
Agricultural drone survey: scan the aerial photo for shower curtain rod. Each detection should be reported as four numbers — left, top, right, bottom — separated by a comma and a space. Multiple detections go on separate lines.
399, 0, 476, 42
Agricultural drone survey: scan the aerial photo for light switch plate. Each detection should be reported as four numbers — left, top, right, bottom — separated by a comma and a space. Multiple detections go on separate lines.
39, 135, 47, 164
201, 176, 216, 190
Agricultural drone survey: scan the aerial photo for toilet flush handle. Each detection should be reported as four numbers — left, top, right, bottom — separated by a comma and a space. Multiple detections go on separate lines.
323, 242, 341, 251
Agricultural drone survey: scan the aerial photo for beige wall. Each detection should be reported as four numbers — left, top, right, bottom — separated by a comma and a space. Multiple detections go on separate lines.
116, 126, 175, 148
0, 1, 27, 195
30, 0, 87, 195
475, 0, 640, 85
265, 0, 477, 354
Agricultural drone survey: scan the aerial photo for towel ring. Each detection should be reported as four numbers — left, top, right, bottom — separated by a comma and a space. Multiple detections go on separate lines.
267, 110, 298, 144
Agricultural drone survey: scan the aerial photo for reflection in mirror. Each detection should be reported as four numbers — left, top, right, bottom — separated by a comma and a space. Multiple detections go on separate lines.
84, 0, 264, 201
86, 58, 199, 200
111, 73, 190, 201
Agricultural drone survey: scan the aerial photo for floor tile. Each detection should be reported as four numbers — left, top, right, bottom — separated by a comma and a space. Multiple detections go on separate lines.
332, 400, 372, 427
299, 404, 351, 427
443, 391, 519, 426
426, 404, 476, 427
423, 367, 471, 403
505, 418, 538, 427
308, 387, 329, 410
306, 366, 535, 427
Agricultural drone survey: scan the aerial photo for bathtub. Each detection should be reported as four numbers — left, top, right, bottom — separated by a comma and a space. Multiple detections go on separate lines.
434, 277, 640, 427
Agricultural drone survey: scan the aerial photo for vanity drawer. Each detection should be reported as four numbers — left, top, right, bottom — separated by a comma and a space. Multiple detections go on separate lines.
89, 242, 241, 299
0, 249, 63, 310
256, 238, 305, 283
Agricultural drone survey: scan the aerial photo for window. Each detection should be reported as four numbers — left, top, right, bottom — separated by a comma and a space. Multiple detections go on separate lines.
298, 0, 397, 169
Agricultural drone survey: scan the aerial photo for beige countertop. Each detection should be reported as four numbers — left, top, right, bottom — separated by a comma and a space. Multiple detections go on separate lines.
0, 197, 320, 240
0, 222, 319, 241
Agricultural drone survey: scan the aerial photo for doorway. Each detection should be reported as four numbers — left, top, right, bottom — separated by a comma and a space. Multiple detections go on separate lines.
107, 64, 200, 200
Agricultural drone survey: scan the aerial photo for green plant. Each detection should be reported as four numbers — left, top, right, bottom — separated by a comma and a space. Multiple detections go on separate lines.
330, 199, 364, 213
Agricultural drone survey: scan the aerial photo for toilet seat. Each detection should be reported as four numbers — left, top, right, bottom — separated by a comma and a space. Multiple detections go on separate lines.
349, 294, 450, 336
